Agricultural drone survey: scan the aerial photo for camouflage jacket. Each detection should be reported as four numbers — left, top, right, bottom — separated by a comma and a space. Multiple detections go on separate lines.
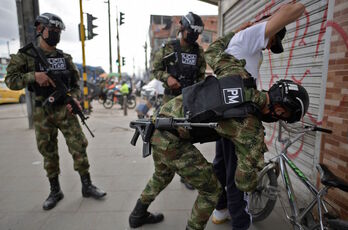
5, 45, 81, 100
151, 40, 206, 90
158, 32, 268, 139
160, 32, 267, 116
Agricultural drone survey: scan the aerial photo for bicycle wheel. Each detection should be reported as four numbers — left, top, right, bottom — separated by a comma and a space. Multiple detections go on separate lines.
249, 169, 278, 222
103, 99, 114, 109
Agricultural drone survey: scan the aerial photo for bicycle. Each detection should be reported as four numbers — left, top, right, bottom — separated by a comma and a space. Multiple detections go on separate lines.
249, 120, 348, 230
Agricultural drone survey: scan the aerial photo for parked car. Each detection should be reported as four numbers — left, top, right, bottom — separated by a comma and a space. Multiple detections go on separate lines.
0, 80, 26, 104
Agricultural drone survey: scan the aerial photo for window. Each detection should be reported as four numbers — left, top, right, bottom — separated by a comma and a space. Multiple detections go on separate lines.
162, 16, 172, 25
201, 31, 213, 44
152, 16, 161, 24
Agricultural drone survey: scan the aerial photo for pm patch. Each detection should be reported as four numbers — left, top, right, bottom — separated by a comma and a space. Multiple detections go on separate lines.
223, 88, 243, 104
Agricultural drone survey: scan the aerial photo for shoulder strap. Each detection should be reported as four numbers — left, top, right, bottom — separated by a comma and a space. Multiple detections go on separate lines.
173, 39, 182, 77
19, 43, 50, 71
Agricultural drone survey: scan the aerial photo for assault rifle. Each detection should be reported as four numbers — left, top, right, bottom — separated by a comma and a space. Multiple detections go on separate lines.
130, 117, 218, 158
19, 43, 95, 137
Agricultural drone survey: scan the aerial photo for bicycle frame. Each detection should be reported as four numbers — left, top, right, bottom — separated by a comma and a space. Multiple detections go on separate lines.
274, 121, 330, 230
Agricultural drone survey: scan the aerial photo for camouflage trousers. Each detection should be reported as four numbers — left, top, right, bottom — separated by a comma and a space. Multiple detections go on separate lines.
140, 129, 222, 230
216, 115, 268, 192
33, 104, 89, 178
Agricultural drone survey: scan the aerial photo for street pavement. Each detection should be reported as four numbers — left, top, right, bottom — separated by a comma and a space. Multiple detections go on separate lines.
0, 101, 292, 230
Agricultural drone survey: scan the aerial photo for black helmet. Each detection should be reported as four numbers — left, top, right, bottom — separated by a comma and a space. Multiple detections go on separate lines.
180, 12, 204, 34
34, 13, 65, 30
268, 79, 309, 123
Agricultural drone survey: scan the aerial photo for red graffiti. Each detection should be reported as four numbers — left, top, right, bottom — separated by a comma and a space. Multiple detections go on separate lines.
255, 0, 275, 21
307, 112, 323, 126
299, 9, 310, 46
285, 19, 300, 79
264, 123, 277, 147
287, 136, 305, 159
291, 69, 311, 84
261, 2, 318, 158
315, 4, 328, 57
326, 20, 348, 49
267, 50, 279, 89
259, 1, 347, 160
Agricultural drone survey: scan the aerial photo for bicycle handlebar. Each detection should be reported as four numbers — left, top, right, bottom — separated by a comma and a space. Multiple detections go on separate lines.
310, 126, 332, 134
279, 120, 332, 134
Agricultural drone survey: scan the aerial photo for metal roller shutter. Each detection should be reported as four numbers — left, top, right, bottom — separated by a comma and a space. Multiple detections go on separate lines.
220, 0, 332, 201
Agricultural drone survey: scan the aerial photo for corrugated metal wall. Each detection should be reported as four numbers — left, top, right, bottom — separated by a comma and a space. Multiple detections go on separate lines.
220, 0, 332, 201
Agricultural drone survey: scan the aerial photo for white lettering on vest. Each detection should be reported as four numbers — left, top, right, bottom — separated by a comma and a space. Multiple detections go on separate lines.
181, 53, 197, 65
223, 88, 243, 104
47, 58, 66, 70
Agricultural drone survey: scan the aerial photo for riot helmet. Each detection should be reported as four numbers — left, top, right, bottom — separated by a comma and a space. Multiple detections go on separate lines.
34, 13, 65, 46
180, 12, 204, 44
267, 79, 309, 123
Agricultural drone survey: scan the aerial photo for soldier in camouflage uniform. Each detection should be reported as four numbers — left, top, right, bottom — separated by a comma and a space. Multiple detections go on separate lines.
152, 12, 206, 190
5, 13, 106, 211
129, 17, 309, 230
152, 12, 206, 104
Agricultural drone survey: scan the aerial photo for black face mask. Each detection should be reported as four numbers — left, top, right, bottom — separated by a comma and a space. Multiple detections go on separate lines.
184, 32, 199, 44
44, 30, 61, 46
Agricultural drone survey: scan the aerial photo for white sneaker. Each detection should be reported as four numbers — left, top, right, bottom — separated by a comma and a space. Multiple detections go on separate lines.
212, 208, 231, 224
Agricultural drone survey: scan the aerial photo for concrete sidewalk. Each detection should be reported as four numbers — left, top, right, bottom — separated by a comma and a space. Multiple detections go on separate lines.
0, 102, 292, 230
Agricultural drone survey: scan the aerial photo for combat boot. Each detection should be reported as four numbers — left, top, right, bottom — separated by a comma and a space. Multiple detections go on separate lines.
129, 199, 164, 228
42, 176, 64, 210
80, 173, 107, 199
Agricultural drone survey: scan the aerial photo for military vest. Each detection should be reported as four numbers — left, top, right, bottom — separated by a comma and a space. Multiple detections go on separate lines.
183, 75, 258, 122
163, 39, 200, 96
181, 75, 258, 143
29, 49, 73, 102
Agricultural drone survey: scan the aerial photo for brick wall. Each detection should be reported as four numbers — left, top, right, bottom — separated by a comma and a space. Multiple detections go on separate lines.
320, 0, 348, 220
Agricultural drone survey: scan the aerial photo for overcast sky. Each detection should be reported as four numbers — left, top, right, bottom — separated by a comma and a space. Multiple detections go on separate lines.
0, 0, 217, 77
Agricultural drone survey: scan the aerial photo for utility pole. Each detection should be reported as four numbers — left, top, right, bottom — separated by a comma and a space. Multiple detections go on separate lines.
6, 41, 10, 57
116, 7, 121, 81
106, 0, 112, 73
79, 0, 89, 112
144, 41, 148, 73
132, 56, 135, 79
144, 40, 148, 81
15, 0, 40, 129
